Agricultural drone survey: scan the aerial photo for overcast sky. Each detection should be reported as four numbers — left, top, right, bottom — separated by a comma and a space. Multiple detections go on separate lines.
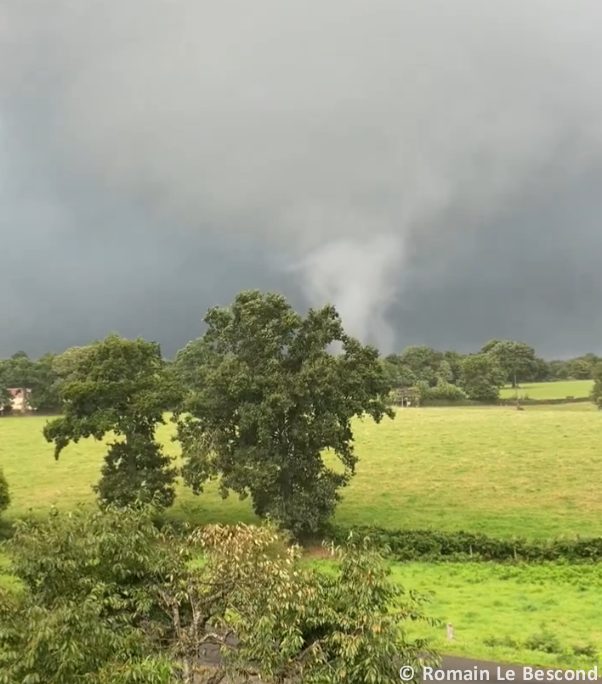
2, 0, 602, 359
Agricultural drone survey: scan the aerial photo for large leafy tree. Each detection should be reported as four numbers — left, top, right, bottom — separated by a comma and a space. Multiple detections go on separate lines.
381, 353, 417, 389
43, 334, 180, 509
175, 290, 393, 537
531, 356, 551, 382
459, 353, 506, 402
482, 340, 537, 387
52, 344, 94, 381
442, 350, 465, 385
171, 336, 214, 394
435, 359, 454, 385
397, 345, 443, 387
566, 354, 600, 380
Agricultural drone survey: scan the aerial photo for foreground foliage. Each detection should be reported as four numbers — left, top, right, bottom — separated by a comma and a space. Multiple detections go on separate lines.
176, 290, 394, 537
0, 505, 437, 683
0, 506, 177, 683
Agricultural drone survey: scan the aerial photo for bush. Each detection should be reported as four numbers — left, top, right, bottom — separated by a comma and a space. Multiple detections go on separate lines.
421, 383, 468, 403
327, 524, 602, 563
0, 468, 9, 515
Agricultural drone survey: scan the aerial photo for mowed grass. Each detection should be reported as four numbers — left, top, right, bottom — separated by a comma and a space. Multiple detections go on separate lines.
1, 403, 601, 539
499, 380, 593, 400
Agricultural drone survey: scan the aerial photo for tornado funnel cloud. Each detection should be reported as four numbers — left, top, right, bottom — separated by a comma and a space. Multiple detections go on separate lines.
1, 0, 602, 357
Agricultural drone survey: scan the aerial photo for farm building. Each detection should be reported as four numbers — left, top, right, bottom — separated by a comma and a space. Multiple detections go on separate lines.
391, 388, 421, 407
0, 387, 33, 414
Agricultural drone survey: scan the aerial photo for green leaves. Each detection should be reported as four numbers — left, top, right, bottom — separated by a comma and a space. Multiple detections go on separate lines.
176, 290, 393, 537
0, 506, 438, 684
211, 525, 439, 684
397, 346, 444, 387
0, 505, 181, 684
0, 468, 9, 517
481, 340, 538, 386
43, 334, 180, 510
382, 348, 466, 397
459, 353, 506, 402
590, 362, 602, 407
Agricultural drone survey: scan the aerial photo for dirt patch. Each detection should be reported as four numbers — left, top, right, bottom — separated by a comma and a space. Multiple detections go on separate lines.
301, 544, 333, 560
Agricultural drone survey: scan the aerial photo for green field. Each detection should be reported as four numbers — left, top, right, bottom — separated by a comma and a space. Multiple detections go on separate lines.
2, 403, 602, 668
310, 561, 602, 669
499, 380, 593, 400
406, 562, 602, 669
2, 404, 601, 539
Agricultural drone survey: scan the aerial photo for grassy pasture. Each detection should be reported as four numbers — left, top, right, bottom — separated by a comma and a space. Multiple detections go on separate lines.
1, 403, 601, 539
499, 380, 593, 400
404, 562, 602, 669
2, 403, 602, 668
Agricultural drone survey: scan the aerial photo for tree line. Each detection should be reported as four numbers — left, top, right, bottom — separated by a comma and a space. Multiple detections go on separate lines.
1, 327, 600, 414
1, 290, 601, 538
383, 342, 601, 403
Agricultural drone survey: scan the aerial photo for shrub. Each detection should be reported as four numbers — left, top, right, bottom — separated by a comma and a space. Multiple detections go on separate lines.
422, 383, 468, 403
0, 468, 9, 516
523, 630, 564, 655
327, 524, 602, 563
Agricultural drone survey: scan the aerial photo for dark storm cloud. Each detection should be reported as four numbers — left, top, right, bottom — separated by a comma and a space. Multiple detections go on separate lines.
2, 0, 602, 358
